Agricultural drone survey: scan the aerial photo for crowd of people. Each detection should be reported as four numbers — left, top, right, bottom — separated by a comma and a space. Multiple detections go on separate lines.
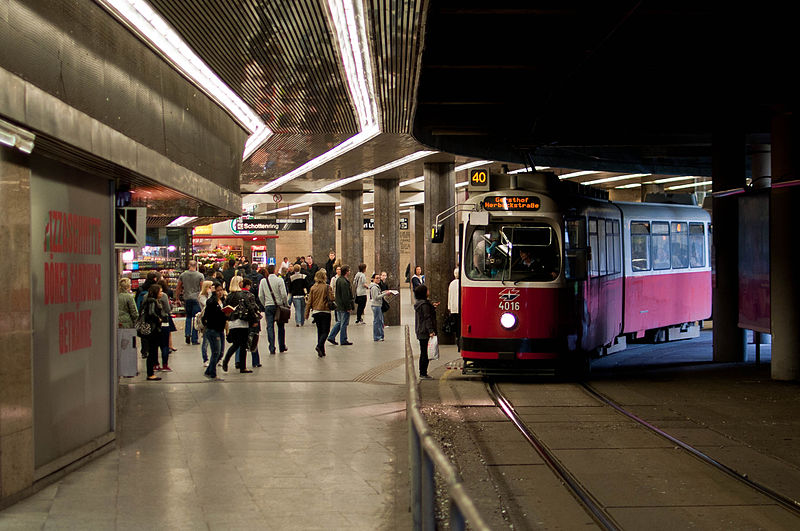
118, 252, 461, 381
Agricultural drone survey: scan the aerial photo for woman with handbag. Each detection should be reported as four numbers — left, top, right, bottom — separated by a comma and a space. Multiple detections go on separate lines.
258, 264, 289, 355
413, 284, 439, 380
305, 269, 335, 357
139, 284, 167, 381
369, 274, 388, 341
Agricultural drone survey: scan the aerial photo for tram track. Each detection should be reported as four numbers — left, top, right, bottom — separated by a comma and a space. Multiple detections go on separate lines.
485, 379, 800, 530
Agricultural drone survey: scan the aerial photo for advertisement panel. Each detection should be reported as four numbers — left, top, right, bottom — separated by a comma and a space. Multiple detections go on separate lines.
30, 156, 113, 469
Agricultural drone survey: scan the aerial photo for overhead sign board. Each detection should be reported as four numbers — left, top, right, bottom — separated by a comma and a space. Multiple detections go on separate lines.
482, 195, 541, 211
468, 168, 490, 192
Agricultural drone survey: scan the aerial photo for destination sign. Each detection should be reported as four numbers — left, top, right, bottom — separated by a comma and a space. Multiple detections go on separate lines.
482, 196, 541, 211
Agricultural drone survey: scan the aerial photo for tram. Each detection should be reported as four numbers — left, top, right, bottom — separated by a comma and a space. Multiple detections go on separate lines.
440, 171, 711, 375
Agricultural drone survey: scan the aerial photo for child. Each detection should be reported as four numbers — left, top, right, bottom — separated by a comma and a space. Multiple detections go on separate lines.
413, 284, 438, 379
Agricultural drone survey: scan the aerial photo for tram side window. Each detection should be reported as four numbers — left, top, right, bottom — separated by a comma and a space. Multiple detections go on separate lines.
651, 221, 671, 270
588, 218, 599, 277
671, 222, 689, 268
607, 219, 620, 274
630, 221, 650, 271
597, 217, 607, 275
689, 223, 705, 267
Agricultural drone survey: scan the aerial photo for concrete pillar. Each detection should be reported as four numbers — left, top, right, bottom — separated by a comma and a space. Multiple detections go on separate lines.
712, 119, 747, 362
0, 148, 34, 505
340, 188, 364, 268
770, 108, 800, 380
374, 176, 401, 325
411, 204, 425, 278
423, 162, 456, 344
310, 205, 336, 270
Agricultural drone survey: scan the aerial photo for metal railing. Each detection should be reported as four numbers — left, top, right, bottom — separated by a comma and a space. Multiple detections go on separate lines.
404, 326, 490, 530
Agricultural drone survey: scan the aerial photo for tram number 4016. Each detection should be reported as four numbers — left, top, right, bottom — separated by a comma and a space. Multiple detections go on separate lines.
498, 301, 520, 311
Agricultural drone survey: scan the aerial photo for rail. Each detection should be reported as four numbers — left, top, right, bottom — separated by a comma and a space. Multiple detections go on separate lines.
404, 326, 490, 531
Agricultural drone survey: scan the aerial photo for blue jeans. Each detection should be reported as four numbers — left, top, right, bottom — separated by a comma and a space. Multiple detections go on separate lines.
264, 305, 286, 353
201, 333, 209, 362
328, 310, 350, 343
184, 299, 201, 343
291, 296, 306, 325
203, 329, 223, 378
372, 305, 384, 340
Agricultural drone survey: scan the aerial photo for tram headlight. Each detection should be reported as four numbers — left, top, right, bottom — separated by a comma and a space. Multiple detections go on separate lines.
500, 312, 517, 330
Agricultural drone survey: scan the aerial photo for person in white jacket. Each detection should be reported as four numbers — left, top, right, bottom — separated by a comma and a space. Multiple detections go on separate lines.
258, 264, 289, 354
447, 267, 460, 348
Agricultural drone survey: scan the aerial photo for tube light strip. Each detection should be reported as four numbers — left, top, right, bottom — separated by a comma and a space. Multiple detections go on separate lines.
455, 160, 493, 172
582, 173, 650, 186
666, 181, 711, 191
0, 118, 35, 154
559, 170, 598, 180
615, 183, 642, 189
315, 150, 437, 192
399, 175, 424, 187
262, 202, 312, 215
94, 0, 271, 158
509, 166, 550, 174
166, 216, 198, 227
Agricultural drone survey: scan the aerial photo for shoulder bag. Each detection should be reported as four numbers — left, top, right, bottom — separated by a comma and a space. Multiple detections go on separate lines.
325, 286, 336, 311
266, 277, 291, 324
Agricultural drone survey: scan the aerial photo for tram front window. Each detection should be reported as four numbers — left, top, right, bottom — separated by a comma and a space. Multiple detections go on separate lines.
467, 224, 560, 281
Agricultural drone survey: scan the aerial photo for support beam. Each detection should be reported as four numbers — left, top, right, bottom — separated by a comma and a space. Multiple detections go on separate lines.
711, 119, 747, 362
770, 107, 800, 380
310, 205, 336, 269
340, 189, 364, 268
423, 162, 456, 344
374, 177, 401, 325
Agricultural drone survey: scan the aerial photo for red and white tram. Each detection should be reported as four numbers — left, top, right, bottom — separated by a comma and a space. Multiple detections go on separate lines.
451, 172, 711, 375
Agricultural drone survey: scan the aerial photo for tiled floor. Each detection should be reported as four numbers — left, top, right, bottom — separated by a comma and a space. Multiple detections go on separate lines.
0, 305, 447, 530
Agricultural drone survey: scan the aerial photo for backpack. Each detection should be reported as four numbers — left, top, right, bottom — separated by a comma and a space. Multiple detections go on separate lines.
135, 289, 146, 310
193, 304, 206, 333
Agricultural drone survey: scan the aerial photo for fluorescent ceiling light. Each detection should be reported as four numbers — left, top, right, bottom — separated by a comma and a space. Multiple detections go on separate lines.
364, 207, 374, 213
400, 200, 425, 207
559, 170, 598, 180
615, 183, 642, 189
454, 181, 469, 188
399, 176, 424, 187
666, 181, 712, 191
291, 211, 310, 217
583, 173, 651, 186
262, 201, 312, 215
0, 118, 35, 154
248, 126, 381, 199
509, 166, 550, 174
166, 216, 198, 227
648, 175, 698, 185
315, 150, 437, 192
455, 160, 493, 172
95, 0, 270, 159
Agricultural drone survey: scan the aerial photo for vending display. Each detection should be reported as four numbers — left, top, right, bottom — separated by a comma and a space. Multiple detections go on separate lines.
251, 245, 268, 266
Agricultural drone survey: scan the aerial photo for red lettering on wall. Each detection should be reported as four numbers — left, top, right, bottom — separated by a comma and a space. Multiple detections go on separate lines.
44, 210, 102, 256
58, 310, 93, 354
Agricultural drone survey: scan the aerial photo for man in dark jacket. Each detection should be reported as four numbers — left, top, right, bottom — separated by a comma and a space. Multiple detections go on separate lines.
324, 251, 336, 281
327, 265, 354, 346
305, 255, 320, 289
202, 282, 228, 380
222, 258, 236, 291
414, 284, 439, 379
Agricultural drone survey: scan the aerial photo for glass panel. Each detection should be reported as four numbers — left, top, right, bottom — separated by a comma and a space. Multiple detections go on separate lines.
612, 220, 620, 274
597, 218, 607, 275
630, 221, 650, 271
671, 222, 689, 268
651, 221, 671, 270
588, 218, 599, 277
466, 223, 560, 282
564, 218, 587, 280
689, 222, 705, 267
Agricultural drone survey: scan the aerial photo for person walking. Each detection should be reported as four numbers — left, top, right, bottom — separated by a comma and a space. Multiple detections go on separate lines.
353, 263, 368, 324
156, 279, 174, 371
222, 277, 260, 373
258, 264, 289, 355
177, 260, 204, 345
140, 284, 167, 381
197, 280, 214, 366
240, 278, 262, 368
369, 273, 387, 341
414, 284, 439, 380
327, 265, 354, 346
447, 267, 461, 348
118, 277, 138, 329
288, 264, 308, 326
202, 282, 227, 380
305, 269, 335, 357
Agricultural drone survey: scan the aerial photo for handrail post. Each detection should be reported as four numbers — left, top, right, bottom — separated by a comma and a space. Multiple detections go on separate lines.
409, 406, 422, 530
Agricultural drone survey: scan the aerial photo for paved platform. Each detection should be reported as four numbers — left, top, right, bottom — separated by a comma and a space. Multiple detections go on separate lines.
0, 304, 456, 530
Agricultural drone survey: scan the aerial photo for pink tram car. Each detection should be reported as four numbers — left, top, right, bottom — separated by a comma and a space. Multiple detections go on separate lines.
453, 172, 711, 375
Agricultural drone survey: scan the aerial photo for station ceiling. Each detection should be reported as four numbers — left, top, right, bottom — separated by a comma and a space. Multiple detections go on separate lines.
135, 1, 794, 219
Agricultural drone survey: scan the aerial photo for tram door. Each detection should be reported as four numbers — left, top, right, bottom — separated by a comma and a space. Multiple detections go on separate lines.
563, 216, 589, 350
